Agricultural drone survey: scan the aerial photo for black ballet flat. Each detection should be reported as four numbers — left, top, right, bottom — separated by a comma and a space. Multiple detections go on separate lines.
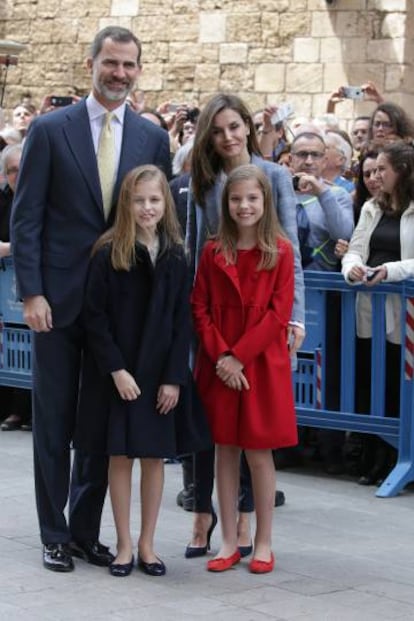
185, 510, 218, 559
109, 554, 134, 577
238, 542, 253, 558
137, 555, 166, 576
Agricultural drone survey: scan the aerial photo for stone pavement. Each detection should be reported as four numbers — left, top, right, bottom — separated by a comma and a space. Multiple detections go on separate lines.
1, 431, 414, 621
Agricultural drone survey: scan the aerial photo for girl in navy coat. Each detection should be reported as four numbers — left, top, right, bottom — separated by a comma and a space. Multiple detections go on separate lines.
76, 165, 209, 578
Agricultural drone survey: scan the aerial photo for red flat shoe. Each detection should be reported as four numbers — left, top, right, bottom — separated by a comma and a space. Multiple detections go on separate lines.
249, 552, 275, 574
207, 550, 241, 572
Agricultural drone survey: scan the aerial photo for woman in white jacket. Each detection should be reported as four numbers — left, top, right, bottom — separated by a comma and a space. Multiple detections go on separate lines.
342, 141, 414, 485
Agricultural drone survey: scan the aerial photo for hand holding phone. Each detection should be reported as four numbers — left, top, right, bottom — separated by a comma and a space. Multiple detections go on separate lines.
342, 86, 364, 101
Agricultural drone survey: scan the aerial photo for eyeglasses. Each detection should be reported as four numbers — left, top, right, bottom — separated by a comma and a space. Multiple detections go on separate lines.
6, 166, 19, 175
373, 121, 393, 129
291, 150, 325, 160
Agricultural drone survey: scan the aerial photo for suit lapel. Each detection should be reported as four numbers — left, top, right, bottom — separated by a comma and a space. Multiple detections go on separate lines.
62, 100, 103, 215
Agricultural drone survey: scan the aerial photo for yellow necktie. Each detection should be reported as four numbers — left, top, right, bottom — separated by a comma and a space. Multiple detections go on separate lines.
97, 112, 116, 220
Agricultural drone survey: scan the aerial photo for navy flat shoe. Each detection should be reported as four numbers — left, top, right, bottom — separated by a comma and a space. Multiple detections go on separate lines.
109, 554, 134, 577
137, 555, 166, 576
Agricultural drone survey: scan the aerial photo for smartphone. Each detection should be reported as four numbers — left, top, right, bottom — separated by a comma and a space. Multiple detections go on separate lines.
270, 102, 294, 125
50, 96, 73, 107
167, 103, 180, 113
342, 86, 364, 101
366, 268, 377, 281
292, 175, 301, 191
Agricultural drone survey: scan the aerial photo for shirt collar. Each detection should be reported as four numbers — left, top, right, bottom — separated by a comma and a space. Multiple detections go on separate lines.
86, 92, 126, 125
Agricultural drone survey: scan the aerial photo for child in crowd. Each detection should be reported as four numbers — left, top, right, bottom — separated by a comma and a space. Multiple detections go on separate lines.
75, 165, 209, 578
191, 164, 297, 574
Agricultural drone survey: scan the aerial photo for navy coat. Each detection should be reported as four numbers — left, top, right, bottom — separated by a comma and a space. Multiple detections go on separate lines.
74, 241, 210, 458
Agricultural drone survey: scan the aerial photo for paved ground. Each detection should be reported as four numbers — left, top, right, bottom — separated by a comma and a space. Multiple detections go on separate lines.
1, 431, 414, 621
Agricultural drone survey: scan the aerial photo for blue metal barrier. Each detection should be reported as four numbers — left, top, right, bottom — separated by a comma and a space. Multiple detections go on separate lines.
0, 260, 413, 497
294, 271, 414, 498
0, 258, 31, 389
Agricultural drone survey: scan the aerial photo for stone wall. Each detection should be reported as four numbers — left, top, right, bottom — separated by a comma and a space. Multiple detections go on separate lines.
0, 0, 412, 126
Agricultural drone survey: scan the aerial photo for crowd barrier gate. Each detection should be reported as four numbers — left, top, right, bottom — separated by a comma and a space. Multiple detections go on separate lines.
0, 259, 413, 497
294, 271, 414, 498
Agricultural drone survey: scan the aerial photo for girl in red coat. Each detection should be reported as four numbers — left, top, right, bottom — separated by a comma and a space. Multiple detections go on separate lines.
192, 164, 297, 574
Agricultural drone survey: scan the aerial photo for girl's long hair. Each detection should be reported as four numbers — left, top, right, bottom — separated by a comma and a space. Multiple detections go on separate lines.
353, 144, 379, 223
217, 164, 283, 270
93, 165, 182, 270
191, 93, 261, 206
376, 141, 414, 216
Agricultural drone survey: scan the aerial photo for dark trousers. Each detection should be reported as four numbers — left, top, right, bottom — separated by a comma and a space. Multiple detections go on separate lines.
193, 446, 254, 513
32, 322, 108, 544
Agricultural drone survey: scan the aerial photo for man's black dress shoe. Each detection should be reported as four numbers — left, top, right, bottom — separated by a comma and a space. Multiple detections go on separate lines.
137, 555, 166, 576
43, 544, 74, 572
69, 540, 114, 567
109, 555, 135, 577
275, 490, 286, 507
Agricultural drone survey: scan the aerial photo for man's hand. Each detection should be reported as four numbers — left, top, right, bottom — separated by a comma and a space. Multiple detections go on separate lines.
0, 241, 11, 258
111, 369, 141, 401
23, 295, 53, 332
294, 173, 325, 197
157, 384, 179, 414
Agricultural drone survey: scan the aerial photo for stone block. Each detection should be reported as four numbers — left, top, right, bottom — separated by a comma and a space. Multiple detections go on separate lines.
59, 0, 91, 18
249, 45, 292, 64
139, 63, 163, 90
10, 3, 36, 20
99, 16, 132, 30
323, 63, 349, 92
219, 43, 248, 64
335, 10, 377, 38
110, 0, 140, 17
381, 13, 406, 38
320, 37, 367, 63
293, 38, 320, 63
368, 0, 406, 9
164, 65, 195, 90
386, 64, 414, 94
194, 63, 220, 91
254, 64, 285, 93
285, 93, 312, 119
77, 18, 100, 44
199, 12, 226, 43
50, 18, 80, 44
286, 63, 323, 93
226, 13, 261, 43
142, 41, 169, 63
261, 12, 280, 47
279, 12, 309, 41
220, 65, 254, 92
367, 39, 405, 64
311, 11, 336, 37
309, 0, 365, 7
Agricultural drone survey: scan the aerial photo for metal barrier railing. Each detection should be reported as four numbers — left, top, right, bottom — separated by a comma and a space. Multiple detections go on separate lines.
294, 271, 414, 498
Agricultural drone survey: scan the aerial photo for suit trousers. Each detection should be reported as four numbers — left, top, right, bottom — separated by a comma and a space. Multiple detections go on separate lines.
32, 321, 108, 544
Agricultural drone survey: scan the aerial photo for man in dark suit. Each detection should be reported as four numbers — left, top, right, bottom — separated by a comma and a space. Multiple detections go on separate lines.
11, 26, 171, 572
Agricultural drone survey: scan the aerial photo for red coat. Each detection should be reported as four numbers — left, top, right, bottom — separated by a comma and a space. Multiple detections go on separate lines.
191, 238, 297, 449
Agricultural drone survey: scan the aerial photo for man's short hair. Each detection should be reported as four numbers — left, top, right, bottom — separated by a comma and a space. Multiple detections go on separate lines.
90, 26, 142, 65
291, 131, 326, 149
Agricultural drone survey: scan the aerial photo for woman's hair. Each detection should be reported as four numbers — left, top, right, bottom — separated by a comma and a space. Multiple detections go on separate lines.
217, 164, 283, 270
191, 93, 261, 206
93, 165, 182, 270
376, 141, 414, 215
0, 143, 23, 174
353, 144, 379, 222
369, 102, 414, 142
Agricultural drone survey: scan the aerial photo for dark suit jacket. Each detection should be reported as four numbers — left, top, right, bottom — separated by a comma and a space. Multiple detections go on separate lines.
11, 99, 171, 327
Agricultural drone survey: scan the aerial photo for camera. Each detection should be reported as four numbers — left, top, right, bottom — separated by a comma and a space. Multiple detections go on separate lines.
270, 102, 294, 125
342, 86, 364, 101
292, 175, 301, 191
50, 96, 73, 107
